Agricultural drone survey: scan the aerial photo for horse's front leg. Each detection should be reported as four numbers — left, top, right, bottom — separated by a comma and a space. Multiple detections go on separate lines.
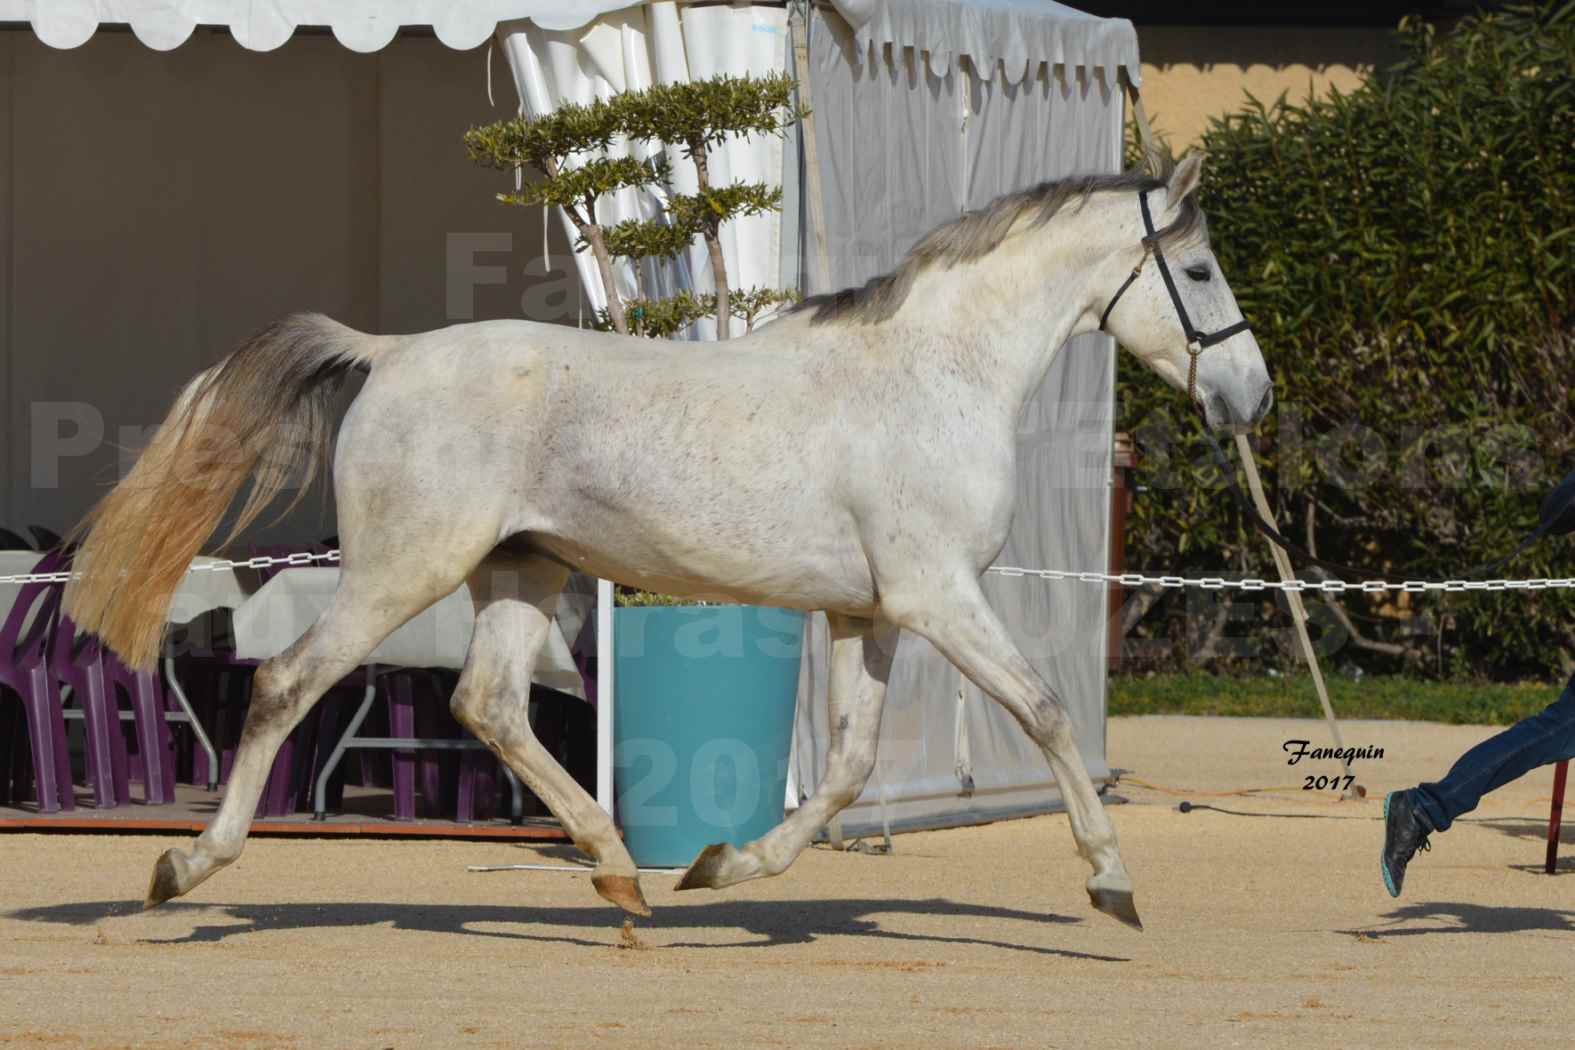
677, 613, 896, 891
883, 571, 1141, 930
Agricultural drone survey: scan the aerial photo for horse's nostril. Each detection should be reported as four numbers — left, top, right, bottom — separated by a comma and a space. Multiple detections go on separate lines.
1207, 392, 1232, 425
1254, 384, 1274, 422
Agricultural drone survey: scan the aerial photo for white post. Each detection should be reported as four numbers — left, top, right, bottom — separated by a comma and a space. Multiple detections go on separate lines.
596, 577, 615, 816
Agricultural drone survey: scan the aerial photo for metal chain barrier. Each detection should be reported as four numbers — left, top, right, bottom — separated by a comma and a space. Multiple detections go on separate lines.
4, 549, 1571, 595
0, 549, 340, 585
985, 565, 1575, 594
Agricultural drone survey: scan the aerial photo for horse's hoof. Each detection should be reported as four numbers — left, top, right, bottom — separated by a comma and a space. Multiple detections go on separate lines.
592, 873, 652, 917
1088, 886, 1143, 931
676, 842, 745, 891
144, 849, 188, 910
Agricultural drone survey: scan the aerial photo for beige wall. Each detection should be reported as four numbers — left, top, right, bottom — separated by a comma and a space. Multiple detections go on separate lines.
1134, 25, 1398, 149
0, 28, 575, 538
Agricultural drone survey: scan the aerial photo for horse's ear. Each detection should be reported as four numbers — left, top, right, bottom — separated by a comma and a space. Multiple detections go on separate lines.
1166, 152, 1204, 210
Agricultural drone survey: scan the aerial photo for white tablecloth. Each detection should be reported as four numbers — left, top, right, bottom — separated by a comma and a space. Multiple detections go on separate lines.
231, 568, 586, 698
0, 550, 45, 635
167, 557, 253, 619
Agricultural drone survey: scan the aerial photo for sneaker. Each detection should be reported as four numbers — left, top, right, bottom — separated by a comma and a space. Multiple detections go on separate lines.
1381, 790, 1433, 898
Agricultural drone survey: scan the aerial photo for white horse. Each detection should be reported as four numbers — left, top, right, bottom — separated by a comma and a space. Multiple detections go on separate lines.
66, 153, 1269, 931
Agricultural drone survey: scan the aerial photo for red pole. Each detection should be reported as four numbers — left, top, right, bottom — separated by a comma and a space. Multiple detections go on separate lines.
1107, 433, 1138, 672
1546, 760, 1568, 875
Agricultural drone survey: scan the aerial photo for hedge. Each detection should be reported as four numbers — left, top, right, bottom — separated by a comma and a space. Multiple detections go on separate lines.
1116, 2, 1575, 681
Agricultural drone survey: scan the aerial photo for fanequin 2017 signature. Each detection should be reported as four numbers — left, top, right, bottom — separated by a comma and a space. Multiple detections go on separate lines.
1282, 739, 1385, 791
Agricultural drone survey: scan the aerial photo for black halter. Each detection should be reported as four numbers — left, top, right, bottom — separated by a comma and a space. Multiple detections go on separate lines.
1099, 191, 1253, 402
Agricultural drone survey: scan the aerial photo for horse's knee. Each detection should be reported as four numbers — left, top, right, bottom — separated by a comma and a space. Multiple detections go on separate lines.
448, 679, 493, 735
244, 659, 307, 735
823, 749, 878, 809
1024, 692, 1073, 743
450, 674, 528, 747
825, 782, 863, 811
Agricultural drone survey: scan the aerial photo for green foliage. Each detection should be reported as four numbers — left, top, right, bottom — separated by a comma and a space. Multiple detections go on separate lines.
595, 286, 802, 338
464, 95, 623, 171
728, 285, 801, 330
1109, 673, 1557, 725
465, 72, 802, 340
602, 215, 696, 262
497, 156, 669, 216
618, 72, 802, 159
668, 183, 785, 235
602, 291, 717, 339
615, 588, 721, 608
1118, 2, 1575, 681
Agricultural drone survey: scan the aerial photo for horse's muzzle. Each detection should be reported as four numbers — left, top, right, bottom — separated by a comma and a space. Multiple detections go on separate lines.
1204, 379, 1273, 434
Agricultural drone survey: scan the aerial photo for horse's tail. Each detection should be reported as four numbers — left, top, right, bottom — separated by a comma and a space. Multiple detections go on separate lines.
64, 312, 392, 669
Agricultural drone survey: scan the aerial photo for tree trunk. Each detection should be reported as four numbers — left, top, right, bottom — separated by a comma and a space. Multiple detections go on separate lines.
691, 147, 730, 340
581, 224, 628, 336
704, 233, 730, 340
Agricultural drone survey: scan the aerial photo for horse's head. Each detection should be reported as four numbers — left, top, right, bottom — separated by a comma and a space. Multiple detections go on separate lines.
1096, 153, 1272, 434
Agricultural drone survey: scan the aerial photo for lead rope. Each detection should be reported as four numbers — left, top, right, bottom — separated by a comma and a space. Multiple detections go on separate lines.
1118, 70, 1357, 797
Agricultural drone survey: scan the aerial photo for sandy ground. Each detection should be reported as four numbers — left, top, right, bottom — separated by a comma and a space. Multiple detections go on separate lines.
3, 714, 1574, 1049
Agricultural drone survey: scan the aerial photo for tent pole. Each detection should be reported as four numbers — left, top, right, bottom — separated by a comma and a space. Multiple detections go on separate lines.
789, 2, 832, 293
597, 577, 615, 816
1120, 71, 1162, 172
790, 0, 843, 850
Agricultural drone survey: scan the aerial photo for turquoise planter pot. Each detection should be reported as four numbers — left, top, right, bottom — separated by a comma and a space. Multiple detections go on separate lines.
613, 605, 805, 869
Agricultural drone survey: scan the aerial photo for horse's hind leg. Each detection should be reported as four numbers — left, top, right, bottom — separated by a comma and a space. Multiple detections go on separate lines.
678, 613, 895, 891
883, 572, 1141, 930
146, 555, 473, 908
450, 553, 648, 916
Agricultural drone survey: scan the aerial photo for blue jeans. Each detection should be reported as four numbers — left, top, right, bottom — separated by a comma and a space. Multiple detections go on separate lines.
1412, 672, 1575, 832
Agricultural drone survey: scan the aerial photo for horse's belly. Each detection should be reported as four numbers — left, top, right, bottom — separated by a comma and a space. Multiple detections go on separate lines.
530, 510, 877, 613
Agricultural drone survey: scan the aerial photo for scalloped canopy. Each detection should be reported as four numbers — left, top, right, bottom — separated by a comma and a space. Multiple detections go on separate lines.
0, 0, 1140, 85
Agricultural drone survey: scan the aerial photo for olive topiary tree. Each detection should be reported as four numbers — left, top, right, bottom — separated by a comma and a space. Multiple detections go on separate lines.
1116, 1, 1575, 680
465, 72, 802, 340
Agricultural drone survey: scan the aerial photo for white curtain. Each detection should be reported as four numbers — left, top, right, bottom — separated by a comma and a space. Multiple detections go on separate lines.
789, 7, 1123, 835
495, 2, 790, 339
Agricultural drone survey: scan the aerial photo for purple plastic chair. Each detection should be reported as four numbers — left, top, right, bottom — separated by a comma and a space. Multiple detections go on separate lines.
0, 550, 74, 813
50, 615, 129, 808
110, 656, 177, 805
43, 539, 177, 808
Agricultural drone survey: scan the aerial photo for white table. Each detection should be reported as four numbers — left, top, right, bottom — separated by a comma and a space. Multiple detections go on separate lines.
229, 567, 585, 696
0, 550, 47, 634
227, 567, 588, 819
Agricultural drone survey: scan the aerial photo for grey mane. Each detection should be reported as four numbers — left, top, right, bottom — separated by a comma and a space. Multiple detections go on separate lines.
799, 163, 1205, 327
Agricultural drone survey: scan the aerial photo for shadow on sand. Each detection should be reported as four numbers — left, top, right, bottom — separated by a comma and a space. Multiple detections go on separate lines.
1455, 815, 1575, 873
1342, 900, 1575, 940
7, 895, 1130, 963
1466, 815, 1570, 844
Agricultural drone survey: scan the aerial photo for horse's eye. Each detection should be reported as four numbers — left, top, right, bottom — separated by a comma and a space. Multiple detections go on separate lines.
1184, 265, 1211, 282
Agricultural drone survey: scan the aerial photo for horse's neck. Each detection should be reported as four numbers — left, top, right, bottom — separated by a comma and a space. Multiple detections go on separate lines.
892, 207, 1113, 424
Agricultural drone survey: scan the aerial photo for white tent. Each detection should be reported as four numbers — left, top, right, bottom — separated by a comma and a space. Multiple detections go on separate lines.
0, 1, 1141, 835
